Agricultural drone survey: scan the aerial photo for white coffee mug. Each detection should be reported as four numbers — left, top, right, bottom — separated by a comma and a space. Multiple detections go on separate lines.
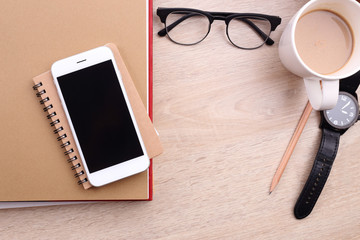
279, 0, 360, 110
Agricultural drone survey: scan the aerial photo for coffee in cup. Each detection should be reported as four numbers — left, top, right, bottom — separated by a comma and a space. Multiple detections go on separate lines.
279, 0, 360, 110
295, 10, 353, 75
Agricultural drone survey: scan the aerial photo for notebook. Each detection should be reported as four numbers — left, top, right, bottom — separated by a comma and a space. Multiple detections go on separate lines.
32, 43, 162, 190
0, 0, 159, 204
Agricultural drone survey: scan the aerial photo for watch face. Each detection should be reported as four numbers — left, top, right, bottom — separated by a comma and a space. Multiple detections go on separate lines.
324, 92, 359, 129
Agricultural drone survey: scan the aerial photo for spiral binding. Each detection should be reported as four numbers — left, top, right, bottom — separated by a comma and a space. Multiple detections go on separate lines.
43, 104, 53, 111
71, 163, 81, 170
36, 89, 46, 97
50, 119, 60, 127
40, 97, 50, 104
74, 171, 84, 178
57, 134, 67, 141
78, 178, 88, 185
53, 126, 64, 134
67, 156, 77, 163
47, 112, 57, 119
64, 148, 74, 155
33, 82, 43, 90
33, 81, 89, 186
60, 141, 70, 148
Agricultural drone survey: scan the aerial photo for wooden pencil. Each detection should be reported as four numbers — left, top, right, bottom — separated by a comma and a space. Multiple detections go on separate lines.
269, 101, 313, 194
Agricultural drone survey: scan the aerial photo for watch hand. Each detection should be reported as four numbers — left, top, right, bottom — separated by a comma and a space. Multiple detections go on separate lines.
342, 110, 348, 114
342, 101, 351, 109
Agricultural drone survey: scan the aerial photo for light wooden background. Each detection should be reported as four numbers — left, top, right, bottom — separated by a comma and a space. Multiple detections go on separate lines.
1, 0, 360, 239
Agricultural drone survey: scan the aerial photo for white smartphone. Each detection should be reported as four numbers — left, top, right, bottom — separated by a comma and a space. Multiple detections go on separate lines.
51, 46, 149, 187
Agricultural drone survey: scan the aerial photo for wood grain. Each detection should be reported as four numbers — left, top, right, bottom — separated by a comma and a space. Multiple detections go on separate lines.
1, 0, 360, 239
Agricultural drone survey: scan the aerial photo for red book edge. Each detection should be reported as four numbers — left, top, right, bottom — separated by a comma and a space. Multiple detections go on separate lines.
148, 0, 154, 201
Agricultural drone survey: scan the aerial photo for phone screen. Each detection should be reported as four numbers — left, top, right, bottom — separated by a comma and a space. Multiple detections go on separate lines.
57, 60, 144, 173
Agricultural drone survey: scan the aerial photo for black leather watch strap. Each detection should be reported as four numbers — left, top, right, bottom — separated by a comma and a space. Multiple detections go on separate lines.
340, 70, 360, 95
294, 128, 340, 219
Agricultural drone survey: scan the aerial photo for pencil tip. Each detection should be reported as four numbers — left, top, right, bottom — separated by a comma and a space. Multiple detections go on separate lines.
269, 191, 272, 195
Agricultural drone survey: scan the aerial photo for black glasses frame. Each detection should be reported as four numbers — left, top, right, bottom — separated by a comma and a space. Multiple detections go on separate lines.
157, 7, 282, 49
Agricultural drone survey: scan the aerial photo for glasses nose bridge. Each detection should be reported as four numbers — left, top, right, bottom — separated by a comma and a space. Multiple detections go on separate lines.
212, 15, 226, 21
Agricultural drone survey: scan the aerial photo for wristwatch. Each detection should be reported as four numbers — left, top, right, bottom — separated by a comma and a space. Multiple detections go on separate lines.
294, 71, 360, 219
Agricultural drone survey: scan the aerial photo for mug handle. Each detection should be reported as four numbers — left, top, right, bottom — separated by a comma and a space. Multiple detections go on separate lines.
303, 78, 339, 110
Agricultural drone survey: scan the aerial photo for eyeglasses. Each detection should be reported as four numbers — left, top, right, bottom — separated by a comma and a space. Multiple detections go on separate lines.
157, 7, 282, 50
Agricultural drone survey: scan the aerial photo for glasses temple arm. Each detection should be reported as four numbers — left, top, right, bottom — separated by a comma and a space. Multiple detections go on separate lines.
158, 13, 201, 37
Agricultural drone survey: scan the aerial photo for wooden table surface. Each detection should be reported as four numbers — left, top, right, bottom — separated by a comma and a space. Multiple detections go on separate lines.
1, 0, 360, 239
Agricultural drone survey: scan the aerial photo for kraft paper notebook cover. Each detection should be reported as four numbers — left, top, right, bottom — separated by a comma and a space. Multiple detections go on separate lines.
0, 0, 160, 202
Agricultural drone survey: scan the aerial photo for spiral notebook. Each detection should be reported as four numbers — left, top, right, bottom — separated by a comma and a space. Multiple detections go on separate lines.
32, 43, 162, 190
0, 0, 160, 204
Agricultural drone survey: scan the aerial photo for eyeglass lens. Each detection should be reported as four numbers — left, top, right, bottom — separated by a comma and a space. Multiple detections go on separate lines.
165, 11, 210, 45
227, 17, 271, 49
